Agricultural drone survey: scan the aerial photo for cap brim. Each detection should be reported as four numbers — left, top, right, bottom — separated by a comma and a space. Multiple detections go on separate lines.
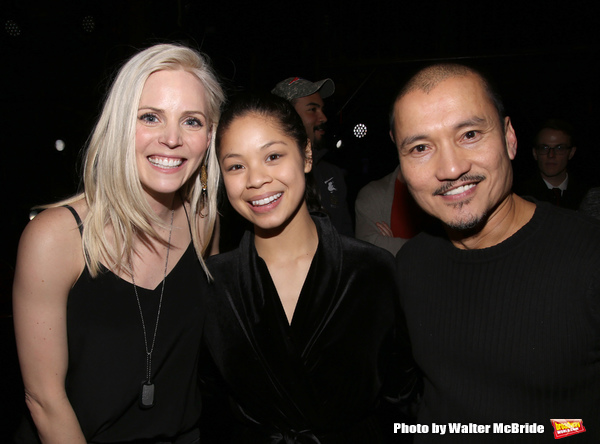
315, 78, 335, 99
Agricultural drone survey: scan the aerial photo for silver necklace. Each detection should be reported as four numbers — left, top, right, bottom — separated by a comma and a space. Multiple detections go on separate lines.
131, 208, 174, 409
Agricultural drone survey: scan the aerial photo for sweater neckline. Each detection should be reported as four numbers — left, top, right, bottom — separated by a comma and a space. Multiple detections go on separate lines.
436, 202, 548, 262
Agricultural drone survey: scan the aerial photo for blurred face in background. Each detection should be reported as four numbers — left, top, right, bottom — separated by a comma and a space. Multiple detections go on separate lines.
533, 128, 575, 183
293, 93, 327, 146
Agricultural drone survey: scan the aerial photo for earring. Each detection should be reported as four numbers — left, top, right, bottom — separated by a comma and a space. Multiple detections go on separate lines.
201, 163, 208, 193
200, 163, 208, 214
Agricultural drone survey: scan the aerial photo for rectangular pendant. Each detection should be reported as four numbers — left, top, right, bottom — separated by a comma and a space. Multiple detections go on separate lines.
140, 381, 155, 409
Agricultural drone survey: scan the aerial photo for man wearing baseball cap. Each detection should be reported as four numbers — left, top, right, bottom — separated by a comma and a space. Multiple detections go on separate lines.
272, 77, 354, 236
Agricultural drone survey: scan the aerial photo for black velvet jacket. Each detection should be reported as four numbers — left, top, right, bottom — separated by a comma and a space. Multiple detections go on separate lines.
202, 214, 416, 443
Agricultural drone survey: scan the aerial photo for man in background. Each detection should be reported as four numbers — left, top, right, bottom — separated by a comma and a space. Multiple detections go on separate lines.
272, 77, 354, 236
517, 119, 588, 209
354, 164, 428, 255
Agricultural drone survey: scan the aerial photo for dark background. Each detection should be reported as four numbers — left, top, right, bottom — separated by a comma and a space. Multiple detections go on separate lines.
1, 0, 598, 439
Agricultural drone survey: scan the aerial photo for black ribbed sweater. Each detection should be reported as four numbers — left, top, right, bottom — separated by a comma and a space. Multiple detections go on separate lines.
396, 202, 600, 443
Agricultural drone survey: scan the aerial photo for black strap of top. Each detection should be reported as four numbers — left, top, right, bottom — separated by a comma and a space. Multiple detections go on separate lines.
64, 205, 83, 236
63, 199, 191, 239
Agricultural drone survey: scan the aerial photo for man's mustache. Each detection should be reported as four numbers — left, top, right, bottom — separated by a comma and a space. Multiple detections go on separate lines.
433, 174, 486, 196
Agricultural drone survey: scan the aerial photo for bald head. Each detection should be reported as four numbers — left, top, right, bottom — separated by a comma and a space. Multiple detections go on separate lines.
402, 63, 473, 95
390, 64, 505, 141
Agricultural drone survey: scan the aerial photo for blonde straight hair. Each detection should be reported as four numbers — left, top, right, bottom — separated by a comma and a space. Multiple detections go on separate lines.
51, 43, 225, 277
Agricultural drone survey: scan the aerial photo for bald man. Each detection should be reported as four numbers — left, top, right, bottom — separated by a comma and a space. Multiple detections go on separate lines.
390, 64, 600, 443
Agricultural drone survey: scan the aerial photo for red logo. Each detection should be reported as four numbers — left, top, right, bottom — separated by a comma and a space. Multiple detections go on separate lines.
550, 419, 586, 439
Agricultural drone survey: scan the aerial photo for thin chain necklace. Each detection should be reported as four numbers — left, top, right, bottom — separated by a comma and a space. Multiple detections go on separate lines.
131, 207, 174, 409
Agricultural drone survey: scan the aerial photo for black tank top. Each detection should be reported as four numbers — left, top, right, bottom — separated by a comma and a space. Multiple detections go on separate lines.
62, 205, 206, 442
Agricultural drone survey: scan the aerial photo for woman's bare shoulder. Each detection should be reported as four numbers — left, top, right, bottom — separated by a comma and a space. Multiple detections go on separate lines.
16, 202, 88, 282
22, 204, 84, 242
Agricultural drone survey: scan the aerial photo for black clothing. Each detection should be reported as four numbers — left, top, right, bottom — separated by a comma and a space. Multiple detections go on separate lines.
203, 214, 416, 443
516, 174, 589, 210
579, 187, 600, 219
16, 206, 205, 443
66, 245, 204, 442
396, 202, 600, 443
312, 150, 354, 237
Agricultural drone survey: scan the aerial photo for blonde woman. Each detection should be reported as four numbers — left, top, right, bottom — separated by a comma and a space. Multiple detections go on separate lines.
13, 43, 224, 444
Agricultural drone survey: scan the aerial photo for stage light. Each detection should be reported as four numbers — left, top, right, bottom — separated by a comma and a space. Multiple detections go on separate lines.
82, 15, 95, 33
55, 140, 65, 152
353, 123, 367, 138
336, 139, 343, 149
5, 20, 21, 37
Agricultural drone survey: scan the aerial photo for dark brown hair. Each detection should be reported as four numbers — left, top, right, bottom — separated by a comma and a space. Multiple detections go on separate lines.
215, 92, 322, 212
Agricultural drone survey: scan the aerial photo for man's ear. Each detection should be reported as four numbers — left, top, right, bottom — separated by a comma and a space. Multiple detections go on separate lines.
304, 139, 313, 173
568, 145, 577, 160
504, 116, 518, 160
389, 129, 395, 144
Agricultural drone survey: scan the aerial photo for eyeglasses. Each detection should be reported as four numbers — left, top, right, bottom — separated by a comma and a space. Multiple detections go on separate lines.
534, 144, 572, 156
